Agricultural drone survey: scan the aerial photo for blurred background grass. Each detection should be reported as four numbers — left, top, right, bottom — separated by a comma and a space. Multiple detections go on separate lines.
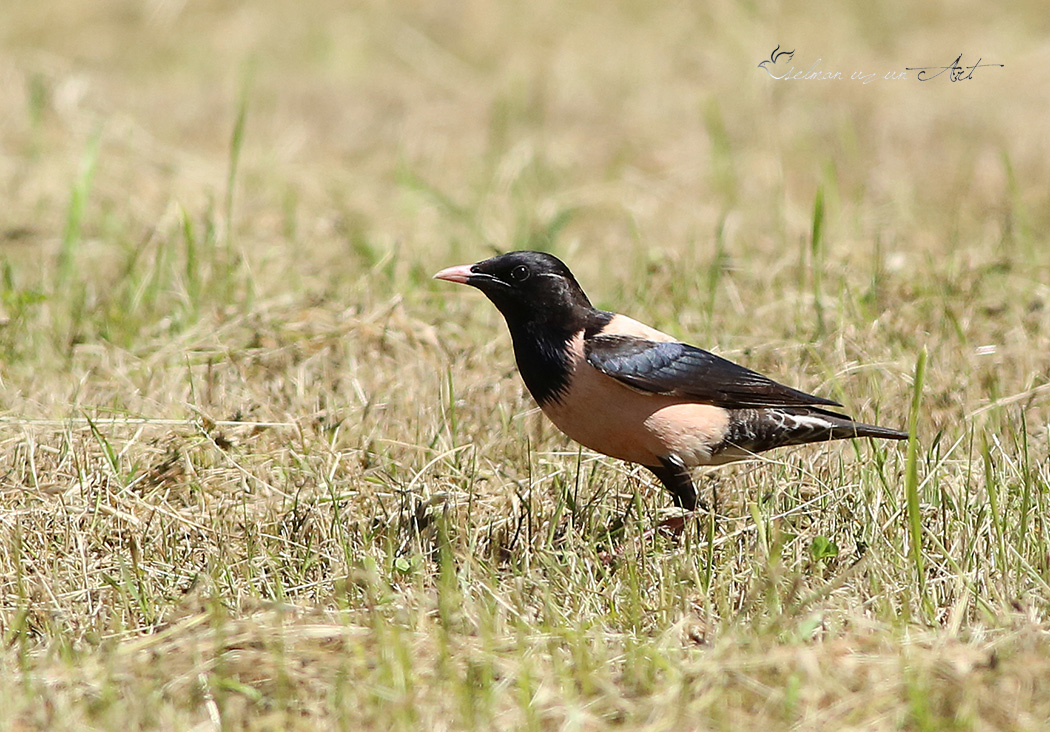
2, 1, 1047, 414
1, 1, 1049, 730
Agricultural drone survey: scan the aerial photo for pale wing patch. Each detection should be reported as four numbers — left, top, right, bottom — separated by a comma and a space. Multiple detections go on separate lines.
603, 314, 678, 342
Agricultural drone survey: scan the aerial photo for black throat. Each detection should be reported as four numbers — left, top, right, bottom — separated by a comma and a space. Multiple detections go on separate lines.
465, 252, 610, 407
506, 309, 612, 406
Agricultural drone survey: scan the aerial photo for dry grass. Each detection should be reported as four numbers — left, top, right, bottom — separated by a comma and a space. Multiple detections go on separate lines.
1, 1, 1049, 729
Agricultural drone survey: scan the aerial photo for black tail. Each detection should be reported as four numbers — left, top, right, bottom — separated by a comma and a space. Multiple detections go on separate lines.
724, 407, 909, 456
813, 407, 909, 441
834, 420, 909, 441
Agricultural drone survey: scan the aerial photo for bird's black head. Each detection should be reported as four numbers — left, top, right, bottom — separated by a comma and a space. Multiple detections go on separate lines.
434, 251, 594, 329
435, 251, 609, 405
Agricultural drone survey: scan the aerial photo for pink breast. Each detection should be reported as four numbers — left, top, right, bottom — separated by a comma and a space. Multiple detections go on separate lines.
539, 328, 730, 467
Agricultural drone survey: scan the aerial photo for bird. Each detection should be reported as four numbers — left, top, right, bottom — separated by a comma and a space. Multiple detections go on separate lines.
434, 251, 908, 512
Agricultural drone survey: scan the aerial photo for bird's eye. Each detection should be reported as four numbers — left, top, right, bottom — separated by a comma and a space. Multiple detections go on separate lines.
510, 264, 531, 282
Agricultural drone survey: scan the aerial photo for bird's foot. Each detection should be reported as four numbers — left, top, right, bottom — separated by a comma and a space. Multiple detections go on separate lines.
596, 502, 708, 564
649, 510, 702, 541
653, 513, 690, 539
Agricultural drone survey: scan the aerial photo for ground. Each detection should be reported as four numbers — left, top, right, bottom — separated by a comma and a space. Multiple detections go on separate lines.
1, 1, 1049, 729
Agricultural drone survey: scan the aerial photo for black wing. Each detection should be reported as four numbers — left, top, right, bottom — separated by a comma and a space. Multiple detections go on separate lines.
584, 334, 842, 410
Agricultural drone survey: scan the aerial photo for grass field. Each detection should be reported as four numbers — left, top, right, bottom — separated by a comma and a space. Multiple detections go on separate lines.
1, 1, 1049, 729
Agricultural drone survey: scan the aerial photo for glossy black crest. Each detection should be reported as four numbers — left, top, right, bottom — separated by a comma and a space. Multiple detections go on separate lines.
465, 251, 593, 326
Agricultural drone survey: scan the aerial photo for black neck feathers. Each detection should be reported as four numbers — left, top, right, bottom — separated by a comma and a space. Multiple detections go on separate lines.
508, 309, 612, 406
452, 251, 611, 406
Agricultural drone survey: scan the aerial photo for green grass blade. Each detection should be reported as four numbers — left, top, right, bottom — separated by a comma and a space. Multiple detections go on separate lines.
56, 127, 103, 290
810, 186, 826, 336
225, 75, 252, 247
905, 346, 928, 618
